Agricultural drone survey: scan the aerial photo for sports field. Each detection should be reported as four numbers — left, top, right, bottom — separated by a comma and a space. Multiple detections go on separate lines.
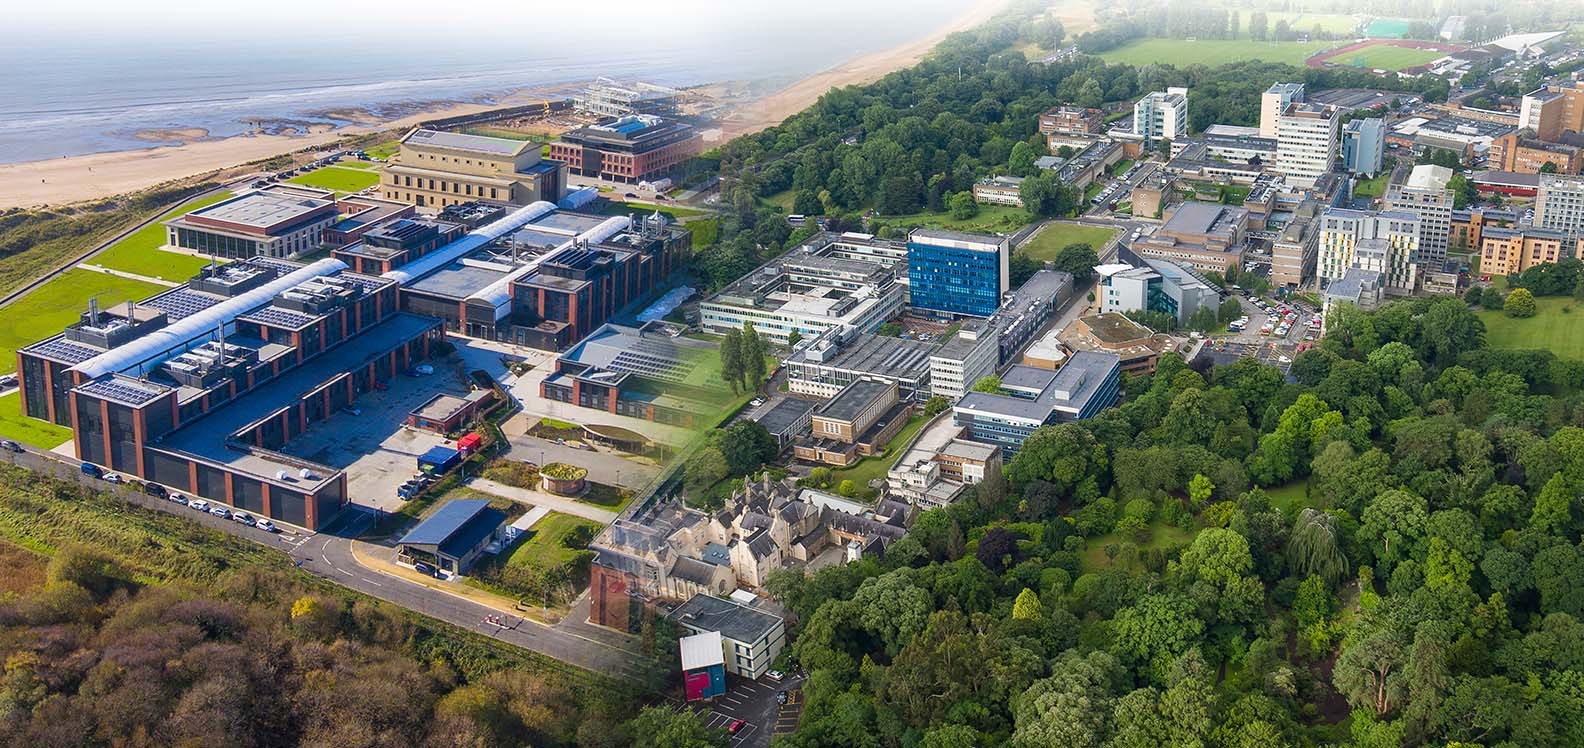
89, 192, 233, 281
1365, 18, 1412, 38
1098, 38, 1335, 67
286, 165, 381, 194
0, 269, 164, 375
1021, 222, 1119, 261
1340, 45, 1445, 71
1253, 12, 1358, 35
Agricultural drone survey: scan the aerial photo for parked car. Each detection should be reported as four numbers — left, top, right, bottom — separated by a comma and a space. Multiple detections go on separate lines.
414, 561, 438, 576
777, 690, 789, 705
728, 720, 746, 735
209, 505, 231, 519
256, 519, 279, 533
343, 407, 362, 416
233, 512, 256, 527
766, 670, 785, 681
80, 462, 102, 478
168, 493, 189, 506
143, 483, 167, 498
0, 439, 22, 452
188, 499, 210, 512
0, 374, 16, 388
102, 473, 123, 484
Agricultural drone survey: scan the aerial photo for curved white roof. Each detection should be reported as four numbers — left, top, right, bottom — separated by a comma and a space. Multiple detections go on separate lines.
381, 201, 556, 285
470, 216, 632, 320
69, 258, 349, 379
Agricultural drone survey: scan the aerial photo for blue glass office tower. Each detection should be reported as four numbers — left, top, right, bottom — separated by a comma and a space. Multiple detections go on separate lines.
907, 229, 1010, 317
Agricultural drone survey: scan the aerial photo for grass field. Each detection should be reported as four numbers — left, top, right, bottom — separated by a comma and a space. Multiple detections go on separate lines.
1021, 222, 1118, 261
286, 165, 381, 194
0, 269, 165, 376
0, 392, 72, 448
1098, 38, 1335, 67
1365, 18, 1411, 38
1337, 45, 1445, 71
1478, 296, 1584, 359
501, 512, 602, 576
1263, 480, 1310, 514
331, 159, 378, 169
88, 192, 234, 281
1253, 11, 1359, 35
596, 200, 709, 220
1082, 520, 1193, 572
366, 140, 401, 160
885, 205, 1033, 233
825, 414, 928, 500
1352, 174, 1390, 199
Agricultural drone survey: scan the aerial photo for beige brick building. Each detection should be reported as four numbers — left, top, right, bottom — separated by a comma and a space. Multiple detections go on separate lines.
381, 128, 567, 209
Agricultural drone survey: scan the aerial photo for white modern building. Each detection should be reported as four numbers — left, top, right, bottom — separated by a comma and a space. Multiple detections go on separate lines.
1134, 88, 1190, 144
1536, 174, 1584, 234
1274, 102, 1340, 187
1383, 165, 1454, 271
1342, 118, 1386, 177
1096, 257, 1220, 326
927, 320, 999, 400
700, 236, 905, 344
1260, 82, 1306, 139
1317, 207, 1422, 293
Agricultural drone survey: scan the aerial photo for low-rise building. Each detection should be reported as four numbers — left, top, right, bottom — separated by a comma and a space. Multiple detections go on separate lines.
165, 185, 339, 259
548, 114, 702, 184
671, 594, 786, 680
394, 499, 507, 575
333, 217, 466, 275
540, 323, 720, 428
1322, 267, 1385, 326
888, 437, 1002, 508
785, 328, 934, 401
752, 397, 818, 448
1096, 253, 1221, 327
1132, 201, 1250, 273
952, 352, 1121, 455
972, 176, 1025, 207
1040, 105, 1105, 136
986, 269, 1072, 365
1450, 206, 1518, 252
381, 128, 567, 208
794, 379, 911, 467
1062, 313, 1174, 376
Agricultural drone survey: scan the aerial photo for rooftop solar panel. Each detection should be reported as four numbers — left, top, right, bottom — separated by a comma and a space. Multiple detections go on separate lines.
26, 337, 102, 364
241, 307, 318, 329
77, 377, 167, 406
142, 289, 223, 321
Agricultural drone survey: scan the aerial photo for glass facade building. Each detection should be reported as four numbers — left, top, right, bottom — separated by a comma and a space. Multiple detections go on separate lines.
906, 230, 1009, 318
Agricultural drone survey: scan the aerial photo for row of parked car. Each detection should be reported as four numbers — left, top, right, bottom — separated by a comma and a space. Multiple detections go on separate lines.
78, 462, 278, 533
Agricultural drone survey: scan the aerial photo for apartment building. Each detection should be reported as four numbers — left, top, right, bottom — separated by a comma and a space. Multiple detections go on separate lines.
1519, 75, 1584, 142
1536, 174, 1584, 234
1491, 131, 1584, 174
1317, 207, 1421, 293
1383, 165, 1455, 271
1450, 207, 1517, 251
1342, 118, 1386, 177
1479, 226, 1582, 276
1260, 83, 1306, 139
1274, 103, 1340, 187
1133, 88, 1189, 144
1271, 201, 1322, 289
381, 128, 567, 208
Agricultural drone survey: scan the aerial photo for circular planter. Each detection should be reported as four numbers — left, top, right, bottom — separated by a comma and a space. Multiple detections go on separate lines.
540, 462, 588, 496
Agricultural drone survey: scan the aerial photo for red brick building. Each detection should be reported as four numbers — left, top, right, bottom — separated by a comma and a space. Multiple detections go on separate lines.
548, 115, 702, 184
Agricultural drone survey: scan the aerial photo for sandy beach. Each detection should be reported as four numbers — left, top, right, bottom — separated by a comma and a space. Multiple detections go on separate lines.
0, 0, 1027, 210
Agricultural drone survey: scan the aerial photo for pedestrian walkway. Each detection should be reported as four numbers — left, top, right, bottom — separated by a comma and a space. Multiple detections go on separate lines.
77, 263, 181, 287
469, 477, 618, 523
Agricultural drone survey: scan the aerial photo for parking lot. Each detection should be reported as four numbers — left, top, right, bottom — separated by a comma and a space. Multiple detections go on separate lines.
1222, 294, 1320, 350
279, 359, 474, 511
690, 673, 804, 747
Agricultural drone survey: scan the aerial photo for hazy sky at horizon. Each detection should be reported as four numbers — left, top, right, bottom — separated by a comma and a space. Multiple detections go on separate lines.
11, 0, 967, 44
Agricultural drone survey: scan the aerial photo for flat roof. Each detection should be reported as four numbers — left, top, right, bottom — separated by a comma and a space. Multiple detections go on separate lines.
184, 190, 334, 230
679, 631, 725, 671
817, 379, 891, 423
406, 263, 507, 300
754, 397, 817, 436
1163, 201, 1246, 238
955, 352, 1119, 422
404, 128, 529, 157
909, 228, 1005, 250
790, 332, 934, 378
671, 593, 782, 645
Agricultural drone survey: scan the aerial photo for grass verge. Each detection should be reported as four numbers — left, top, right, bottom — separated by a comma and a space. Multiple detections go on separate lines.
1021, 222, 1118, 261
0, 269, 165, 374
87, 191, 233, 281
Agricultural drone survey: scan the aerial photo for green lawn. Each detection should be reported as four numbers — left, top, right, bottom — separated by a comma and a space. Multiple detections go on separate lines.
0, 269, 165, 375
596, 200, 709, 220
331, 159, 378, 169
1021, 222, 1119, 261
1252, 11, 1359, 35
88, 192, 233, 281
1338, 45, 1446, 71
286, 165, 381, 194
1098, 38, 1335, 67
762, 189, 798, 212
0, 392, 72, 449
1478, 296, 1584, 359
884, 205, 1033, 234
1263, 480, 1310, 515
1082, 520, 1194, 572
826, 414, 928, 499
1352, 174, 1390, 199
366, 140, 401, 160
501, 512, 603, 576
1364, 18, 1411, 38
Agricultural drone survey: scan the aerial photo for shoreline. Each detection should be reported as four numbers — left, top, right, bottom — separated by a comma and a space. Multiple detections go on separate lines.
0, 2, 1013, 211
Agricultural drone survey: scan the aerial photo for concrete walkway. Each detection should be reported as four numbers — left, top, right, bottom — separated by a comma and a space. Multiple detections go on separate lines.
77, 263, 182, 287
468, 477, 619, 524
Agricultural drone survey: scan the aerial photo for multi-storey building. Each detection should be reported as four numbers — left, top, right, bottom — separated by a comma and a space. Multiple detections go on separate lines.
1096, 255, 1221, 326
1317, 207, 1421, 293
1536, 174, 1584, 234
1133, 88, 1189, 144
1490, 130, 1584, 175
952, 353, 1121, 455
381, 128, 567, 209
1519, 75, 1584, 142
1039, 105, 1105, 136
927, 320, 999, 401
793, 379, 912, 467
165, 185, 340, 260
972, 176, 1025, 207
1260, 82, 1306, 139
548, 114, 702, 184
1271, 201, 1322, 289
1274, 103, 1340, 187
700, 250, 902, 345
784, 328, 934, 401
1478, 226, 1583, 276
539, 323, 719, 427
1132, 202, 1249, 273
1342, 118, 1386, 177
332, 218, 466, 275
671, 594, 786, 680
887, 439, 1002, 508
906, 229, 1010, 318
1384, 165, 1454, 270
1450, 206, 1517, 251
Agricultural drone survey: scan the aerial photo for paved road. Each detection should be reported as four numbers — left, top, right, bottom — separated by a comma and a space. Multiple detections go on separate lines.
0, 445, 659, 684
468, 478, 620, 524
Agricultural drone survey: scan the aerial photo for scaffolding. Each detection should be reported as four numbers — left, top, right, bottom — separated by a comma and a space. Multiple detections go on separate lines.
574, 77, 683, 118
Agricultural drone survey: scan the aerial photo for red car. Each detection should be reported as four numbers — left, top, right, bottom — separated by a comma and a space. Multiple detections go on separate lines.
728, 719, 746, 734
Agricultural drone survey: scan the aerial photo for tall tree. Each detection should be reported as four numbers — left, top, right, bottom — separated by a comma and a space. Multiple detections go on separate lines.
741, 321, 767, 391
1288, 508, 1349, 585
719, 329, 744, 394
